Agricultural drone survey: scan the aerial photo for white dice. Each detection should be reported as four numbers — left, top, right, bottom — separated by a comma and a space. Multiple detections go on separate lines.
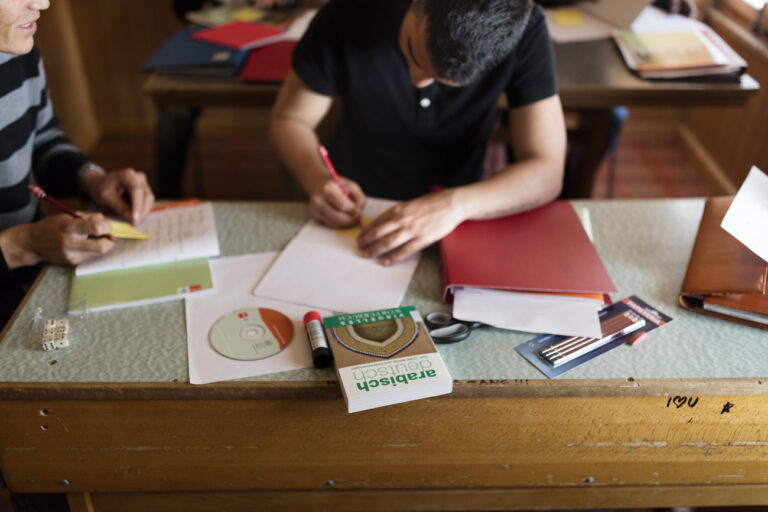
41, 318, 69, 351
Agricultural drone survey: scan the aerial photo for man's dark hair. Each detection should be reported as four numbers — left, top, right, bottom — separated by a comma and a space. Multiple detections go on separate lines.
416, 0, 534, 84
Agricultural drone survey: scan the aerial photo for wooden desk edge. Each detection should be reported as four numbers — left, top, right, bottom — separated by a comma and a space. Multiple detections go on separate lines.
144, 73, 760, 109
0, 377, 765, 401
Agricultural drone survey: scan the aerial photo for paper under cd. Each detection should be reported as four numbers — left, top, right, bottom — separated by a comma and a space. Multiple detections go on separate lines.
209, 307, 294, 361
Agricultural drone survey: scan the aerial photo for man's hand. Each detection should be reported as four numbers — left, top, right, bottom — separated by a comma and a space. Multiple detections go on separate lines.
357, 189, 463, 266
0, 213, 114, 269
80, 167, 155, 226
308, 177, 366, 228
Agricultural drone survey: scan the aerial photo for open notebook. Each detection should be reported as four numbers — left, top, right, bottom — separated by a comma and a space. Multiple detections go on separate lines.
69, 202, 220, 312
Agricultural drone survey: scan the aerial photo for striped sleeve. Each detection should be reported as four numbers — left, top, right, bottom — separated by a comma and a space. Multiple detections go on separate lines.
30, 51, 89, 196
0, 47, 87, 283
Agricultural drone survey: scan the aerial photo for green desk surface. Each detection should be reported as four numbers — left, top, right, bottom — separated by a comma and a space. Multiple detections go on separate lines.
1, 199, 766, 384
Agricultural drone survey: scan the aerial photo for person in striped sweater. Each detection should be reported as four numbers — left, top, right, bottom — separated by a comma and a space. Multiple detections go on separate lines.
0, 0, 155, 328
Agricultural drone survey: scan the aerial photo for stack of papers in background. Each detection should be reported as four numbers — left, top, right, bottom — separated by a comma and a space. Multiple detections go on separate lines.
613, 25, 746, 80
613, 6, 746, 80
141, 9, 315, 82
141, 26, 249, 76
440, 201, 617, 338
544, 2, 747, 81
192, 9, 315, 82
185, 5, 272, 27
69, 202, 220, 312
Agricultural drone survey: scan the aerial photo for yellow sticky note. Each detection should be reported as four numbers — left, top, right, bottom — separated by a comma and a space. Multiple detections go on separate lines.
553, 8, 583, 27
335, 217, 372, 240
233, 8, 265, 22
110, 221, 151, 240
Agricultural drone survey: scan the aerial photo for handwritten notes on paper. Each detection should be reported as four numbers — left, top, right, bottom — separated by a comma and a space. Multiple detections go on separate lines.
76, 202, 220, 276
252, 198, 420, 313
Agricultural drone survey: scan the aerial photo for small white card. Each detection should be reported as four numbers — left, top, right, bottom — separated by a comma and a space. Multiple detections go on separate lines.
721, 166, 768, 263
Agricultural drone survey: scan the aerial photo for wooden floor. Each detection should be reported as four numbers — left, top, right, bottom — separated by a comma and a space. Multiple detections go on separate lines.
0, 119, 732, 512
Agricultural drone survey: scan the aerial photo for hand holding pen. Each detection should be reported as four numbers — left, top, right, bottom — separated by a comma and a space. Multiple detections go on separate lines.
312, 144, 365, 227
2, 185, 117, 267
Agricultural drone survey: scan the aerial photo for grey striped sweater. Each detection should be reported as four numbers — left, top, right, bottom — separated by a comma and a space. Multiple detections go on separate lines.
0, 46, 89, 283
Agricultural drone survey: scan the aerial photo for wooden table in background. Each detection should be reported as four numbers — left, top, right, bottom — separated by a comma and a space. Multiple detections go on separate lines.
144, 38, 759, 198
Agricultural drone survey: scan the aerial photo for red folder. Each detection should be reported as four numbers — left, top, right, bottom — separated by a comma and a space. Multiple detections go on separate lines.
192, 21, 287, 51
238, 41, 296, 82
440, 201, 617, 302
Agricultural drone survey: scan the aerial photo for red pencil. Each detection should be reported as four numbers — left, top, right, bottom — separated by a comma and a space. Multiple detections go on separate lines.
317, 144, 352, 201
317, 144, 362, 226
28, 185, 114, 241
28, 185, 83, 219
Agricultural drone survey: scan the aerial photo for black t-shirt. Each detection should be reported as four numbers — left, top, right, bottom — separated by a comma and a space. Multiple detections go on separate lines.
293, 0, 557, 200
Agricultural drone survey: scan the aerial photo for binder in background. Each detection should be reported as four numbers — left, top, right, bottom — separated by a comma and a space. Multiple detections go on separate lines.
679, 196, 768, 330
192, 20, 288, 51
141, 26, 248, 76
238, 41, 296, 82
439, 201, 617, 303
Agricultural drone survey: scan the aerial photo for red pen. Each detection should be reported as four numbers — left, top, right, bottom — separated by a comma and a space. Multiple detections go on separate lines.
317, 144, 362, 226
28, 185, 115, 241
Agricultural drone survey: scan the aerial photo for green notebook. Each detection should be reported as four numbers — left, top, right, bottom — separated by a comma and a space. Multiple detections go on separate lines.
69, 258, 214, 313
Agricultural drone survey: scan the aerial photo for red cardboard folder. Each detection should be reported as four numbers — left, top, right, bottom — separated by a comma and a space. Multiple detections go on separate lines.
238, 41, 296, 82
192, 21, 287, 51
440, 201, 617, 302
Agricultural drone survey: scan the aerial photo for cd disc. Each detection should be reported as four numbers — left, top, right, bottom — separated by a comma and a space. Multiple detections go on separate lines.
209, 308, 294, 361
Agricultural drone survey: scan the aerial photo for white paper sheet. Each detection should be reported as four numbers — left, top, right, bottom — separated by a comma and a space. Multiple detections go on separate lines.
186, 252, 331, 385
252, 198, 420, 313
630, 5, 702, 32
76, 202, 220, 276
721, 166, 768, 263
453, 287, 603, 338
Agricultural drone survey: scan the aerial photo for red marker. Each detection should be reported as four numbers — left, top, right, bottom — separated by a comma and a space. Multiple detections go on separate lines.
317, 144, 362, 226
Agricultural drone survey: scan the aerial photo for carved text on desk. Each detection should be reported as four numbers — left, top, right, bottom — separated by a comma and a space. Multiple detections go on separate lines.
666, 396, 700, 408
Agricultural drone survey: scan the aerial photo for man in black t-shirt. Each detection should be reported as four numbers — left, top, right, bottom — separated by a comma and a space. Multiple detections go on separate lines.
270, 0, 566, 266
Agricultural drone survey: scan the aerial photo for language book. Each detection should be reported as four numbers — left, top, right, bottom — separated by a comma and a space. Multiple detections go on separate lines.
323, 307, 453, 413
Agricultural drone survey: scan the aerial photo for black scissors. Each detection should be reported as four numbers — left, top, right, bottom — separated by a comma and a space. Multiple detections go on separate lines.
424, 311, 485, 344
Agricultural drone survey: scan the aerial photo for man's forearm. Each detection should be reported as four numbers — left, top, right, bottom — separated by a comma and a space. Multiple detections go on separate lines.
451, 156, 564, 222
269, 116, 330, 196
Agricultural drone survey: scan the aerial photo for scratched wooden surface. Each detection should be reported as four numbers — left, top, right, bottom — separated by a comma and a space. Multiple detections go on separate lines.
1, 394, 767, 510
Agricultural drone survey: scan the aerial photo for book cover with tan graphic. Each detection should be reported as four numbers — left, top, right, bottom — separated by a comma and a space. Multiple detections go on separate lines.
323, 306, 452, 413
